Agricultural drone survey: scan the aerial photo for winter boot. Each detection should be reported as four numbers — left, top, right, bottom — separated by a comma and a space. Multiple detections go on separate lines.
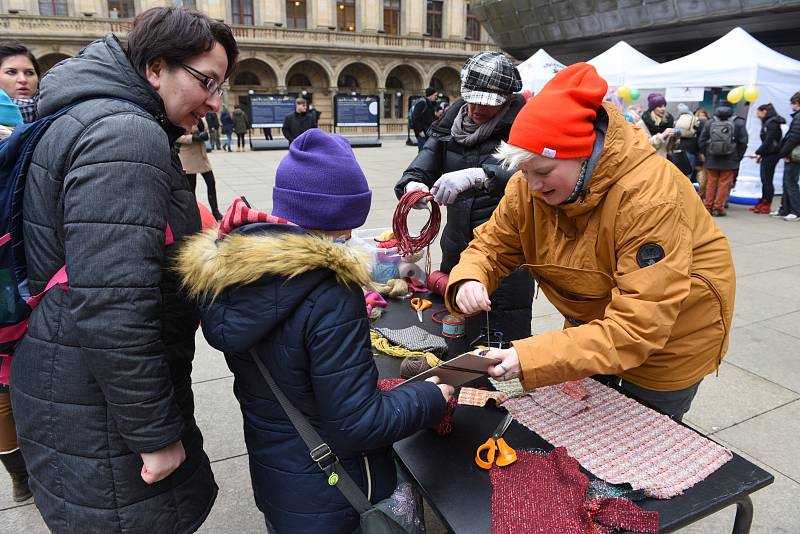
0, 449, 32, 502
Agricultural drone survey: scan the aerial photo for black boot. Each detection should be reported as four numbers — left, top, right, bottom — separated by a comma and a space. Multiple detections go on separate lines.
1, 449, 32, 502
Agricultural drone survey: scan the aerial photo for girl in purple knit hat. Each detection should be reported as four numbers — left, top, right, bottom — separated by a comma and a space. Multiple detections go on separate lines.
177, 128, 453, 533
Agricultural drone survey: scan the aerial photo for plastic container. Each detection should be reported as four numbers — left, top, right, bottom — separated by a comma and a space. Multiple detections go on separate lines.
351, 227, 428, 284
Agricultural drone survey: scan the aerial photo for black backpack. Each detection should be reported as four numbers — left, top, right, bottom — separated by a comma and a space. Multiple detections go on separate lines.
708, 119, 736, 156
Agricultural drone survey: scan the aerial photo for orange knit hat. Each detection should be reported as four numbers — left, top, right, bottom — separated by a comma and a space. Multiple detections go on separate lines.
508, 63, 608, 159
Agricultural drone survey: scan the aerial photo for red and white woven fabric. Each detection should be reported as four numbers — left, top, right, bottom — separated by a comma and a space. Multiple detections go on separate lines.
503, 378, 732, 498
458, 387, 508, 407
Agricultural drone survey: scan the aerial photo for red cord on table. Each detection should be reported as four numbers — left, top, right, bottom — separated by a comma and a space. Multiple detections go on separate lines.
389, 190, 441, 276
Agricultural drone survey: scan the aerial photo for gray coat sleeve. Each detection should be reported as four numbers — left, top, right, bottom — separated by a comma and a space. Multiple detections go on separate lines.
62, 112, 184, 453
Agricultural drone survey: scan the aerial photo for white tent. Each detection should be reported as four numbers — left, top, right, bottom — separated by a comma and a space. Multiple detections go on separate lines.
626, 27, 800, 199
516, 49, 565, 94
587, 41, 658, 87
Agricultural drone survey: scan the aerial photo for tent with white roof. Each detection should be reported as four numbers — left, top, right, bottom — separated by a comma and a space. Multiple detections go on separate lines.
587, 41, 658, 87
516, 49, 565, 94
626, 27, 800, 200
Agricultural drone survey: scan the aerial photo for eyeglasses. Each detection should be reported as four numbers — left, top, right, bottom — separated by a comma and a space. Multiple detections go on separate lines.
180, 63, 223, 97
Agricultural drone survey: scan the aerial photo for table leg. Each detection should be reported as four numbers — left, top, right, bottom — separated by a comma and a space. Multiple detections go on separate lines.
731, 494, 753, 534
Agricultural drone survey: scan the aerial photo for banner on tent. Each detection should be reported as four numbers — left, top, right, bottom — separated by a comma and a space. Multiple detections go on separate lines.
665, 87, 705, 102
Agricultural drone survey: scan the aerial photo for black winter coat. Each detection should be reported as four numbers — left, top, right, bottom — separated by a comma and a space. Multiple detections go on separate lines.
281, 110, 317, 142
11, 35, 216, 532
778, 109, 800, 159
411, 98, 436, 138
177, 224, 445, 534
698, 106, 749, 171
641, 110, 674, 136
755, 111, 786, 156
396, 95, 533, 344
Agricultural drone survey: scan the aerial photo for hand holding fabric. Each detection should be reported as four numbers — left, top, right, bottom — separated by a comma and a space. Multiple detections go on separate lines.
431, 168, 487, 205
404, 181, 431, 209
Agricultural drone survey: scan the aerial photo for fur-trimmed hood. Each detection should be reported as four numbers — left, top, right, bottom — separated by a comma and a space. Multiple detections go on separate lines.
175, 224, 371, 354
176, 224, 370, 299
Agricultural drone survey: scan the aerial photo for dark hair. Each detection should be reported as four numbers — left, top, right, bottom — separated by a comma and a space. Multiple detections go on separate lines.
792, 92, 800, 105
0, 41, 41, 79
126, 7, 239, 80
295, 97, 307, 105
757, 103, 775, 114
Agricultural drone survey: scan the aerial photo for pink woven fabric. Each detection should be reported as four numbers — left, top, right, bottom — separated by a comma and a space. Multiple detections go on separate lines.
504, 378, 732, 498
490, 448, 658, 534
458, 387, 508, 407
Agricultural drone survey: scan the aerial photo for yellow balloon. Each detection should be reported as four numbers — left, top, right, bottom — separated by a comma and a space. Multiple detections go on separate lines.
727, 86, 744, 104
744, 84, 760, 103
616, 86, 630, 99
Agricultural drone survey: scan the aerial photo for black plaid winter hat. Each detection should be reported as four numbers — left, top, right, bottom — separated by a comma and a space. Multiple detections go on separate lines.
460, 52, 522, 106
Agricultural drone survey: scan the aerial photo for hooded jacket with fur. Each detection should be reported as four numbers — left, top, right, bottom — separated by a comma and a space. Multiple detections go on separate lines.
445, 103, 736, 393
177, 223, 445, 533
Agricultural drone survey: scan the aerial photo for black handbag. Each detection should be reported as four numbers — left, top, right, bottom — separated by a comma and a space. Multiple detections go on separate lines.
250, 348, 407, 534
192, 131, 209, 142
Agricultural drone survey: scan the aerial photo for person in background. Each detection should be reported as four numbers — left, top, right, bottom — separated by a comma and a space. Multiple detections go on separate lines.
11, 7, 238, 531
177, 128, 452, 533
232, 103, 249, 151
627, 104, 675, 158
693, 108, 711, 197
396, 51, 533, 350
205, 109, 221, 150
698, 102, 748, 216
447, 63, 735, 422
221, 105, 234, 151
0, 41, 40, 123
772, 91, 800, 221
752, 103, 785, 214
281, 96, 317, 143
177, 118, 224, 221
411, 87, 438, 151
0, 41, 39, 505
640, 92, 676, 158
675, 103, 702, 179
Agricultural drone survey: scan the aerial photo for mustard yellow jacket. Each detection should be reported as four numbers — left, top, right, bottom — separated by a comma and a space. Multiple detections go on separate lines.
445, 103, 735, 392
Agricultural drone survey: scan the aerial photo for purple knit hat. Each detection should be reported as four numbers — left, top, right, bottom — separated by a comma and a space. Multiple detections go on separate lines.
272, 129, 372, 231
647, 92, 666, 111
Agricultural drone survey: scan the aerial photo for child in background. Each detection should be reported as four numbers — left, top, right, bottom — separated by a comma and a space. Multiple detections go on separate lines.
177, 128, 453, 533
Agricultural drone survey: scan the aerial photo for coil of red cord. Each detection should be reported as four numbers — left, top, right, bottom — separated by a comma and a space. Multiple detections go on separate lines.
389, 190, 441, 276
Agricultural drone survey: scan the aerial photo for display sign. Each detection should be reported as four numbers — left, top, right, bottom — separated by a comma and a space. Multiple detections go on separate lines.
665, 87, 706, 102
250, 94, 297, 128
334, 95, 380, 127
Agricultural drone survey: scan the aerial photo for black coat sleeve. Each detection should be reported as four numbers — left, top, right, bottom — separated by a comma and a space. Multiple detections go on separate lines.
698, 119, 710, 155
63, 112, 184, 453
394, 134, 445, 199
736, 120, 749, 161
282, 114, 294, 142
779, 115, 800, 158
411, 101, 427, 137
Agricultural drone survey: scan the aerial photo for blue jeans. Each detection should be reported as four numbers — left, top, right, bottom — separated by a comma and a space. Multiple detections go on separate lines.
779, 161, 800, 216
416, 136, 426, 152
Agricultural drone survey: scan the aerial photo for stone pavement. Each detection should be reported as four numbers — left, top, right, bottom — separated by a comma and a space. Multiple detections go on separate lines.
1, 139, 798, 533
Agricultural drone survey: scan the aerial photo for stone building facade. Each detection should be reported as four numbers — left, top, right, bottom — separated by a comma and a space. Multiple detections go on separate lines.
0, 0, 497, 133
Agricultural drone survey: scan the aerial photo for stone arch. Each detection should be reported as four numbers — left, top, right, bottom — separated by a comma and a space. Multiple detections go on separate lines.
335, 61, 380, 91
36, 53, 71, 75
428, 65, 461, 101
383, 64, 424, 119
230, 57, 278, 90
282, 57, 333, 90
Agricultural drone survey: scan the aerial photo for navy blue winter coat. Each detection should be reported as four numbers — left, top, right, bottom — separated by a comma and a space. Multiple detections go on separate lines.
177, 224, 446, 533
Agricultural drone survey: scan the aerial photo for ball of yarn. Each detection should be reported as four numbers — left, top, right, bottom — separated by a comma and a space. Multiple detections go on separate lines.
400, 356, 432, 379
398, 262, 424, 281
373, 261, 400, 284
370, 278, 411, 298
402, 251, 424, 264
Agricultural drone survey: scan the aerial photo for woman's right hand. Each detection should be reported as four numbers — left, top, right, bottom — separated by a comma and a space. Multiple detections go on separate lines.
140, 440, 186, 484
426, 376, 454, 403
404, 181, 431, 209
455, 280, 491, 314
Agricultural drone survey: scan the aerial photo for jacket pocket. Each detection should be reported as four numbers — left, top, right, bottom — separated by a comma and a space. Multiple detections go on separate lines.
691, 273, 729, 366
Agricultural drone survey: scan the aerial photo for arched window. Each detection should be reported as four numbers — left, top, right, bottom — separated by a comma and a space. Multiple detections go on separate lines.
338, 74, 359, 88
233, 71, 260, 86
430, 77, 444, 92
288, 73, 311, 87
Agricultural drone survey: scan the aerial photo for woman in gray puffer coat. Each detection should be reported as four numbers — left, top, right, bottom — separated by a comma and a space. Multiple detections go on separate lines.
11, 8, 238, 533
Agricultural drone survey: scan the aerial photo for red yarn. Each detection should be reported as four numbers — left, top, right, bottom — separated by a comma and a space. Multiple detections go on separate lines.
378, 378, 455, 436
388, 190, 441, 277
427, 270, 449, 297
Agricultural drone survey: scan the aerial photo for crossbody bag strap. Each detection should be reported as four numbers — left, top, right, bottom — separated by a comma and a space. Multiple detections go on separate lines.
248, 348, 373, 514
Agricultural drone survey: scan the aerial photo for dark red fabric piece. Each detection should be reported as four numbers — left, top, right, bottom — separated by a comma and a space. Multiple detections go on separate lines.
490, 448, 658, 534
378, 378, 455, 436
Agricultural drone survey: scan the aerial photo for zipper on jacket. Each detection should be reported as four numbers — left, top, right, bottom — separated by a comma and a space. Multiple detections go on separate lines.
691, 273, 728, 372
362, 454, 372, 502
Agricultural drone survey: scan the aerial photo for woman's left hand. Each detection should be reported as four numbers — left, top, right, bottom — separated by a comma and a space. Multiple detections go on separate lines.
485, 347, 522, 382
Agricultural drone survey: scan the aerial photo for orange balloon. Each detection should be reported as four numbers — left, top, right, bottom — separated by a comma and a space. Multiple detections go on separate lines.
197, 202, 217, 231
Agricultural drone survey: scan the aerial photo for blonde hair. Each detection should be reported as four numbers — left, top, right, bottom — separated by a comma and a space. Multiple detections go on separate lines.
495, 140, 536, 170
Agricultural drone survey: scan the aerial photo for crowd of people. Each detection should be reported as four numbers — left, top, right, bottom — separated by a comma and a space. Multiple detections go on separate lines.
0, 7, 799, 534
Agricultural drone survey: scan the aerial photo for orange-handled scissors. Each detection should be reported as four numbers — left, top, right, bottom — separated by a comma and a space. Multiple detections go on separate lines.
475, 413, 517, 470
410, 297, 432, 323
